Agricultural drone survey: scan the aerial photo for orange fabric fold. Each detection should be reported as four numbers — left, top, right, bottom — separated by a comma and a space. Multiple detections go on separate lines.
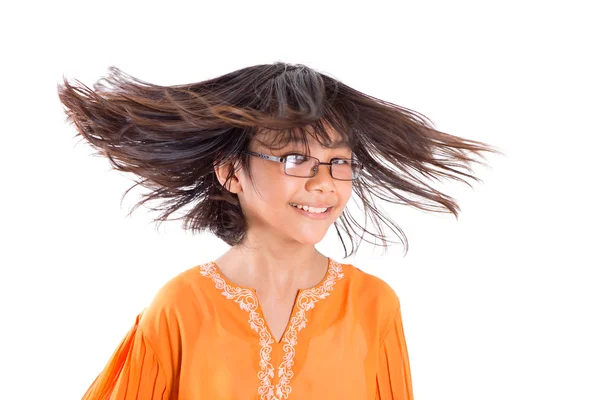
376, 307, 414, 400
82, 311, 169, 400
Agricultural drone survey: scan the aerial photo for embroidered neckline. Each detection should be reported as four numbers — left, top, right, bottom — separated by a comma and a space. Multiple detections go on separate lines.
199, 258, 345, 400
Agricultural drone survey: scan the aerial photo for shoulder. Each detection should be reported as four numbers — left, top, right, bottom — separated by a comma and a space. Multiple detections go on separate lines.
342, 262, 400, 309
339, 262, 401, 334
145, 265, 199, 308
138, 263, 213, 334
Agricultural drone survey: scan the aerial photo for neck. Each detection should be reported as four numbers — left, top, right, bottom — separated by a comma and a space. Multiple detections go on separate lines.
214, 235, 329, 294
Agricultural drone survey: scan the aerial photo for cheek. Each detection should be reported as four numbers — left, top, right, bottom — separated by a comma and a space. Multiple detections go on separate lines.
338, 183, 354, 205
243, 172, 298, 211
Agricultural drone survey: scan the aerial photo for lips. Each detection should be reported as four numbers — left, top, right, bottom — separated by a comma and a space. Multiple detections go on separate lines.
290, 204, 333, 218
288, 203, 335, 208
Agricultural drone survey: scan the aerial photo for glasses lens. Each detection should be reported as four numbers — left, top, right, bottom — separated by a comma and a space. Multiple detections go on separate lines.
331, 159, 360, 180
285, 155, 361, 180
285, 155, 318, 177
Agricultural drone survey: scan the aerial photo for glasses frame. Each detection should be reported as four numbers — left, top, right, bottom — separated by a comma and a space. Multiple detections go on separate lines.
242, 151, 362, 181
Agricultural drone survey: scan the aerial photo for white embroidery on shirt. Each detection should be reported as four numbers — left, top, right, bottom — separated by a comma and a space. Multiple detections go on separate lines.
199, 259, 344, 400
199, 262, 276, 398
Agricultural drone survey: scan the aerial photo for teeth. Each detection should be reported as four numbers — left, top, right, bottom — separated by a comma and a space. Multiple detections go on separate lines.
290, 203, 329, 213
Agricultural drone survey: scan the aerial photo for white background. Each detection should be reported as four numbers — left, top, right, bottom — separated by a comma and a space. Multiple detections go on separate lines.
1, 1, 598, 399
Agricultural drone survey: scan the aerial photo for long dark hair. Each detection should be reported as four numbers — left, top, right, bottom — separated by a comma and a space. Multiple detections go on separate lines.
57, 62, 502, 258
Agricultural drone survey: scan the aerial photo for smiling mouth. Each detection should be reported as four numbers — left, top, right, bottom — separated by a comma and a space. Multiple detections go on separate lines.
289, 203, 333, 211
289, 204, 334, 217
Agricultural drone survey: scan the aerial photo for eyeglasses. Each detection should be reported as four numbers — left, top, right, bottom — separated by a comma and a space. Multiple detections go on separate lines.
242, 151, 363, 181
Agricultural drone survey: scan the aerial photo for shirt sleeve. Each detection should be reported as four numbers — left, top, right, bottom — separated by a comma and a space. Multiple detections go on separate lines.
375, 305, 414, 400
81, 310, 170, 400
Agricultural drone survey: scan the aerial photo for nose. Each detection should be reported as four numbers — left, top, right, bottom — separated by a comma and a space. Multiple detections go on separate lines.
307, 163, 336, 191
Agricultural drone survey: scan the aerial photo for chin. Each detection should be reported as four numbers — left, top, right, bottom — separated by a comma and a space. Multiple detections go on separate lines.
293, 232, 328, 245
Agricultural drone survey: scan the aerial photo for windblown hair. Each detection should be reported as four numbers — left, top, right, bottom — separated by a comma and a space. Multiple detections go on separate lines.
57, 62, 502, 258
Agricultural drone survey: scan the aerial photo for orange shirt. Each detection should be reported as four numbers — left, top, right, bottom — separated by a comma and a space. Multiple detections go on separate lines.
82, 258, 414, 399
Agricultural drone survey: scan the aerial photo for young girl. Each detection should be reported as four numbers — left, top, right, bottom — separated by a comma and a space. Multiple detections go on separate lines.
58, 62, 499, 399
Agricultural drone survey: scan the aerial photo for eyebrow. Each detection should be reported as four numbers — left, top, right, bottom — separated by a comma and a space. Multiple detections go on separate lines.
327, 140, 350, 149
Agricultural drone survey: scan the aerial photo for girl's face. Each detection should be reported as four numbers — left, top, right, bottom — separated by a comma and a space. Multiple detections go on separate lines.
224, 129, 354, 246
